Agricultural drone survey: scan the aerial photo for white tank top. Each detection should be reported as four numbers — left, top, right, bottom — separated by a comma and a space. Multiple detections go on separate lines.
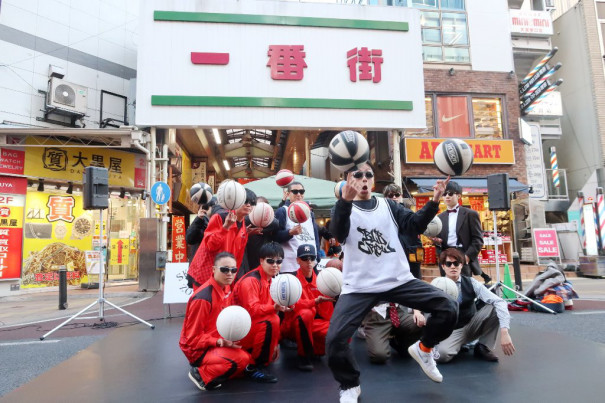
280, 205, 317, 273
342, 197, 414, 294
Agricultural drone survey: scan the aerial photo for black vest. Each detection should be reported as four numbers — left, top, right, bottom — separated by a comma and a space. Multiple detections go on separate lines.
456, 276, 477, 329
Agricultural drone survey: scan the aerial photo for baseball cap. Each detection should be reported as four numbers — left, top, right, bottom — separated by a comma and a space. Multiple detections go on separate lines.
297, 244, 316, 258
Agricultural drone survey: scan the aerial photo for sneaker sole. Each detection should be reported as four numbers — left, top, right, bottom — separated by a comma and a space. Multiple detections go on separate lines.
407, 345, 443, 383
188, 371, 206, 391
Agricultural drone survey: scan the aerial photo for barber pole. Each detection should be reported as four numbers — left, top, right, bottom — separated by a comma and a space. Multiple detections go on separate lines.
598, 188, 605, 250
520, 47, 558, 85
578, 192, 586, 249
550, 147, 560, 188
521, 63, 562, 100
523, 79, 563, 114
595, 202, 601, 250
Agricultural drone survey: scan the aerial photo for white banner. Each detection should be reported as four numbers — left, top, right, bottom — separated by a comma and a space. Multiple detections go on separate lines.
163, 263, 192, 304
137, 0, 425, 129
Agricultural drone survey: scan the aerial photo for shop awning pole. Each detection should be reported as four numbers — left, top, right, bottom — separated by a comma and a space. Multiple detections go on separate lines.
391, 129, 401, 188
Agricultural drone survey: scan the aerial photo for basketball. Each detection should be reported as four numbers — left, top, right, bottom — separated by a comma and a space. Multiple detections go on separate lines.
276, 169, 295, 188
334, 180, 346, 199
287, 201, 311, 224
249, 202, 274, 228
217, 180, 246, 210
216, 305, 252, 342
431, 277, 459, 300
433, 139, 474, 176
423, 216, 443, 238
325, 259, 343, 271
328, 130, 370, 172
190, 182, 213, 205
270, 274, 303, 307
317, 267, 343, 298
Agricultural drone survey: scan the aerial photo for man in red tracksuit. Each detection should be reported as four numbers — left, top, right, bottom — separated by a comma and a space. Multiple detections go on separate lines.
281, 244, 334, 371
179, 252, 275, 391
233, 242, 286, 381
187, 189, 262, 290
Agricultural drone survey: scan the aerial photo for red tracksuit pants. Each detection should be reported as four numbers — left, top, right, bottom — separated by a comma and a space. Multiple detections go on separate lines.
282, 308, 331, 357
198, 347, 251, 385
239, 314, 280, 367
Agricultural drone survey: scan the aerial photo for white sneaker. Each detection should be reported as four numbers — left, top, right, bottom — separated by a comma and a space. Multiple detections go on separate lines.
408, 341, 443, 383
339, 385, 361, 403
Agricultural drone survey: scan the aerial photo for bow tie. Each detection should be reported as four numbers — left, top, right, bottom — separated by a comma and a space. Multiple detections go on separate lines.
447, 208, 458, 214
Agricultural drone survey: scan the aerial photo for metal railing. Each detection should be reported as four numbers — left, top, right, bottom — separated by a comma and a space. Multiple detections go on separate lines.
544, 168, 569, 200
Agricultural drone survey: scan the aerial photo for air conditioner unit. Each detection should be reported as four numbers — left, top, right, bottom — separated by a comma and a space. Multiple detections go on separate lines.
47, 77, 88, 115
545, 0, 555, 8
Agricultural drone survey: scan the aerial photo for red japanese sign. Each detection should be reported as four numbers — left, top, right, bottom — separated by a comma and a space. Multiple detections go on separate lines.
415, 196, 430, 211
267, 45, 307, 80
347, 47, 383, 83
0, 228, 23, 280
533, 228, 560, 258
172, 216, 187, 263
0, 148, 25, 175
0, 175, 27, 195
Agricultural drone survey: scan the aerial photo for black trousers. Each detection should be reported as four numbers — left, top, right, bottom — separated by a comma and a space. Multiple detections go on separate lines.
326, 279, 458, 389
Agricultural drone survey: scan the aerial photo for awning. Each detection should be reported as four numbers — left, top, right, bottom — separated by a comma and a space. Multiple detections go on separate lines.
408, 177, 529, 194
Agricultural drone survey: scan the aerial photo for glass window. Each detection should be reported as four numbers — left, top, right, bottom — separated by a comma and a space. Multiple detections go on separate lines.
405, 97, 435, 137
420, 11, 440, 27
598, 3, 605, 19
412, 0, 438, 8
422, 28, 442, 44
440, 0, 465, 10
423, 46, 443, 62
442, 13, 468, 45
444, 47, 470, 63
472, 98, 504, 139
601, 23, 605, 51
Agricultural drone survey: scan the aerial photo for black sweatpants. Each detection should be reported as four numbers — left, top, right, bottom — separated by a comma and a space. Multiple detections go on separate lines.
326, 279, 458, 389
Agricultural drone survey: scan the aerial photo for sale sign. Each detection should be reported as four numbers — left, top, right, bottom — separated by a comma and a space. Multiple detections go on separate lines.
533, 228, 560, 258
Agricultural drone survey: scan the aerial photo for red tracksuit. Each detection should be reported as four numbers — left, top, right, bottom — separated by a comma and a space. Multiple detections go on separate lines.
179, 277, 252, 385
188, 212, 248, 288
233, 266, 280, 367
281, 269, 334, 356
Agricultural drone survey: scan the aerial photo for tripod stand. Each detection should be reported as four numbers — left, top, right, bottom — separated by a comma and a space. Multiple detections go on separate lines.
487, 210, 556, 315
41, 208, 155, 340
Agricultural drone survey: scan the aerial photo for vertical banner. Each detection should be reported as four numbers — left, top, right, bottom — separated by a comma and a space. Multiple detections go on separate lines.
436, 96, 470, 138
0, 176, 27, 280
172, 216, 187, 262
598, 188, 605, 250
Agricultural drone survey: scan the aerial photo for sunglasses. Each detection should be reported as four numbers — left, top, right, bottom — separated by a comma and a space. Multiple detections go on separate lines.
290, 189, 305, 195
444, 191, 458, 197
387, 193, 401, 198
244, 199, 257, 206
352, 171, 374, 179
265, 258, 283, 265
218, 266, 238, 274
443, 261, 461, 267
299, 255, 316, 262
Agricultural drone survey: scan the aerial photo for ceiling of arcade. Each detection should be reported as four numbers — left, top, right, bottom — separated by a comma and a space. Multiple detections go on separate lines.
176, 128, 320, 181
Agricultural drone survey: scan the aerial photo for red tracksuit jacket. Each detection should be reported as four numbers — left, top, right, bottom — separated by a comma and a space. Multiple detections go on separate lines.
179, 277, 232, 366
188, 212, 248, 286
233, 266, 276, 319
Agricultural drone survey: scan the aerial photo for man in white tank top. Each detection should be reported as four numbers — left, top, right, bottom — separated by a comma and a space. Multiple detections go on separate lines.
326, 162, 458, 403
273, 182, 320, 273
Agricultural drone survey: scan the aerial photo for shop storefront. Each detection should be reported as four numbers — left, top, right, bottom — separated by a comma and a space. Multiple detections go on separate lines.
0, 137, 148, 290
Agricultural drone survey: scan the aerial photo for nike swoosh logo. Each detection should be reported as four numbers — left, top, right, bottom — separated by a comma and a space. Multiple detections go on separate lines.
441, 114, 464, 123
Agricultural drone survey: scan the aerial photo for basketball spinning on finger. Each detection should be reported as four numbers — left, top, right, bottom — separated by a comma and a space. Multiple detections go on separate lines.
317, 267, 343, 298
270, 274, 303, 306
275, 169, 295, 188
249, 202, 274, 228
433, 139, 474, 176
217, 180, 246, 210
423, 216, 443, 238
190, 182, 213, 205
287, 201, 311, 223
328, 130, 370, 172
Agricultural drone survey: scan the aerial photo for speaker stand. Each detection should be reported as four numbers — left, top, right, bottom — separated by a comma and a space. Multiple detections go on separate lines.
41, 209, 155, 340
487, 210, 556, 315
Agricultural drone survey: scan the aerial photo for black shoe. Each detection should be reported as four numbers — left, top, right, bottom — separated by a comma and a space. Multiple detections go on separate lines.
188, 367, 206, 391
481, 274, 492, 286
245, 365, 278, 383
297, 356, 314, 372
474, 343, 499, 362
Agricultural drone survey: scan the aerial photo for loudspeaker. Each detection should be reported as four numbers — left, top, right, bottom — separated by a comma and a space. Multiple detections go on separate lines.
83, 167, 109, 210
487, 173, 510, 211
